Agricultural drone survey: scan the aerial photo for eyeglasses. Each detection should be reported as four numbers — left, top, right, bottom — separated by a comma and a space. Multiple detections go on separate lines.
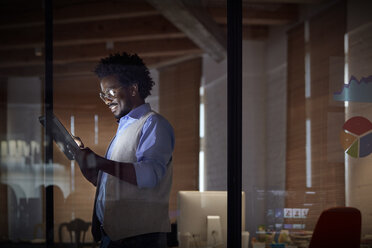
99, 86, 123, 102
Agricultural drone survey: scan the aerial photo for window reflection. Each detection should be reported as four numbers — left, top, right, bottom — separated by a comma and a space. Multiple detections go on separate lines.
1, 0, 372, 247
1, 77, 45, 242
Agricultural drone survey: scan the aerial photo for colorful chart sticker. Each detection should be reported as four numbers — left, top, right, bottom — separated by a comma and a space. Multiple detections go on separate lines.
340, 131, 357, 150
360, 133, 372, 157
341, 116, 372, 158
346, 140, 359, 158
334, 75, 372, 103
343, 116, 372, 136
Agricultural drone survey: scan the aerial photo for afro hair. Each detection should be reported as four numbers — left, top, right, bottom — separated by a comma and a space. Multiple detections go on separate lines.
94, 52, 154, 99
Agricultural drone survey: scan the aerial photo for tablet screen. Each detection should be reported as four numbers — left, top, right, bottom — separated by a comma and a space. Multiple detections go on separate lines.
39, 114, 80, 160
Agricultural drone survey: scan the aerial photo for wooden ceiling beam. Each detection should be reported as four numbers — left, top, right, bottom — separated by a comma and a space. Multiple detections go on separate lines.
220, 25, 269, 40
0, 38, 202, 67
0, 15, 183, 50
0, 49, 202, 68
209, 3, 298, 26
147, 0, 226, 62
0, 1, 159, 29
0, 56, 185, 77
243, 0, 322, 3
151, 54, 202, 69
242, 26, 269, 40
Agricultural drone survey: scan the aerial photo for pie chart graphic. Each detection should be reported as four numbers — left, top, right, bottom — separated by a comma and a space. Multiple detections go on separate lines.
340, 116, 372, 158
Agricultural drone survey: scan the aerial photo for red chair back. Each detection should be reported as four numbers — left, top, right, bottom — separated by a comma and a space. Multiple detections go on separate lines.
308, 207, 361, 248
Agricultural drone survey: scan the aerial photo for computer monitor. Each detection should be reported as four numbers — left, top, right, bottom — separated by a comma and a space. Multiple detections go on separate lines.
177, 191, 246, 248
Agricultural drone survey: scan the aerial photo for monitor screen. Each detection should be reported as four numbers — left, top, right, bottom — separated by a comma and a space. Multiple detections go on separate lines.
177, 191, 246, 248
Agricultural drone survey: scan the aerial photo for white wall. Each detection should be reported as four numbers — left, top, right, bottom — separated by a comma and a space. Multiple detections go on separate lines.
242, 40, 267, 235
202, 25, 288, 238
202, 55, 228, 190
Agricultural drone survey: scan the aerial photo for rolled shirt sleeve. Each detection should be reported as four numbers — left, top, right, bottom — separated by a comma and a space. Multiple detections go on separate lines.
134, 114, 174, 188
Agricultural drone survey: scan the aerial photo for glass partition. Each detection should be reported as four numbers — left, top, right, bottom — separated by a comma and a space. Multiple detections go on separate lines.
2, 0, 372, 248
0, 1, 46, 246
238, 1, 372, 248
51, 0, 203, 246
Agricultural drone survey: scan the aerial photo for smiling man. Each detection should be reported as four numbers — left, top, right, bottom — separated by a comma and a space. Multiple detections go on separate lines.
74, 53, 174, 248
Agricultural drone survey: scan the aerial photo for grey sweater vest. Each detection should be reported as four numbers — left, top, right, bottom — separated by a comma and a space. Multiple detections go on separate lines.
102, 111, 172, 240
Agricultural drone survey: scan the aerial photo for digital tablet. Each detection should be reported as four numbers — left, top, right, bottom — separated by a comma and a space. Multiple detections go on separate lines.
39, 114, 80, 160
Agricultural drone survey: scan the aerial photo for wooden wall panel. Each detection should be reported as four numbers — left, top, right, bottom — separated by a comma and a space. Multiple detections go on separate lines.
53, 75, 117, 242
308, 0, 346, 209
158, 58, 201, 219
286, 22, 307, 213
286, 0, 346, 231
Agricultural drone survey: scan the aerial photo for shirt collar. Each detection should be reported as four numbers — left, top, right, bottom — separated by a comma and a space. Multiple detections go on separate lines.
120, 103, 151, 122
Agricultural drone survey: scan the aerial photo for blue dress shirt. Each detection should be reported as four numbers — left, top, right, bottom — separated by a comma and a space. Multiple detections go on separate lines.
96, 103, 174, 223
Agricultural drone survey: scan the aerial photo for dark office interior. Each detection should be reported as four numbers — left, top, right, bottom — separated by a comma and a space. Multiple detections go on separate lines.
1, 0, 372, 247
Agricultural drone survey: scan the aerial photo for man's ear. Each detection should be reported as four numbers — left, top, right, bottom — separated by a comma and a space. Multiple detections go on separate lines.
130, 83, 139, 97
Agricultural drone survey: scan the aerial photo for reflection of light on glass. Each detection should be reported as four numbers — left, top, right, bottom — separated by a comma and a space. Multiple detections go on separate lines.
1, 140, 41, 164
199, 151, 204, 192
200, 104, 204, 138
94, 114, 99, 145
344, 63, 349, 85
71, 161, 75, 192
199, 86, 205, 191
1, 141, 7, 158
344, 33, 349, 55
200, 86, 205, 96
199, 86, 205, 138
70, 115, 75, 192
57, 142, 65, 152
9, 140, 17, 157
345, 152, 349, 205
306, 119, 312, 188
344, 34, 349, 205
305, 191, 316, 194
305, 21, 311, 99
344, 34, 349, 86
70, 115, 75, 135
305, 21, 310, 43
344, 34, 349, 108
305, 53, 311, 98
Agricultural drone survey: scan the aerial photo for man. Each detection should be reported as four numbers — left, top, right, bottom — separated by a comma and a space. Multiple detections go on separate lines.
74, 53, 174, 248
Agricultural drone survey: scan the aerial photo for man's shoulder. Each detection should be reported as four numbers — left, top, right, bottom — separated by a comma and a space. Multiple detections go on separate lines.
141, 111, 175, 145
144, 111, 173, 130
147, 111, 171, 124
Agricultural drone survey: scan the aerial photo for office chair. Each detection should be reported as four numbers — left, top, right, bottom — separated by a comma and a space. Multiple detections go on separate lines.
59, 218, 92, 248
308, 207, 361, 248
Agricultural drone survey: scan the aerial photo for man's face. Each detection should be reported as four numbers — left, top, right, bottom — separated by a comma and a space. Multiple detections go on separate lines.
99, 75, 133, 119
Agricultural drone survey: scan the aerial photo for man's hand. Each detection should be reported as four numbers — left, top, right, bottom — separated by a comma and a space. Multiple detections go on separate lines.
75, 147, 99, 186
74, 146, 138, 186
